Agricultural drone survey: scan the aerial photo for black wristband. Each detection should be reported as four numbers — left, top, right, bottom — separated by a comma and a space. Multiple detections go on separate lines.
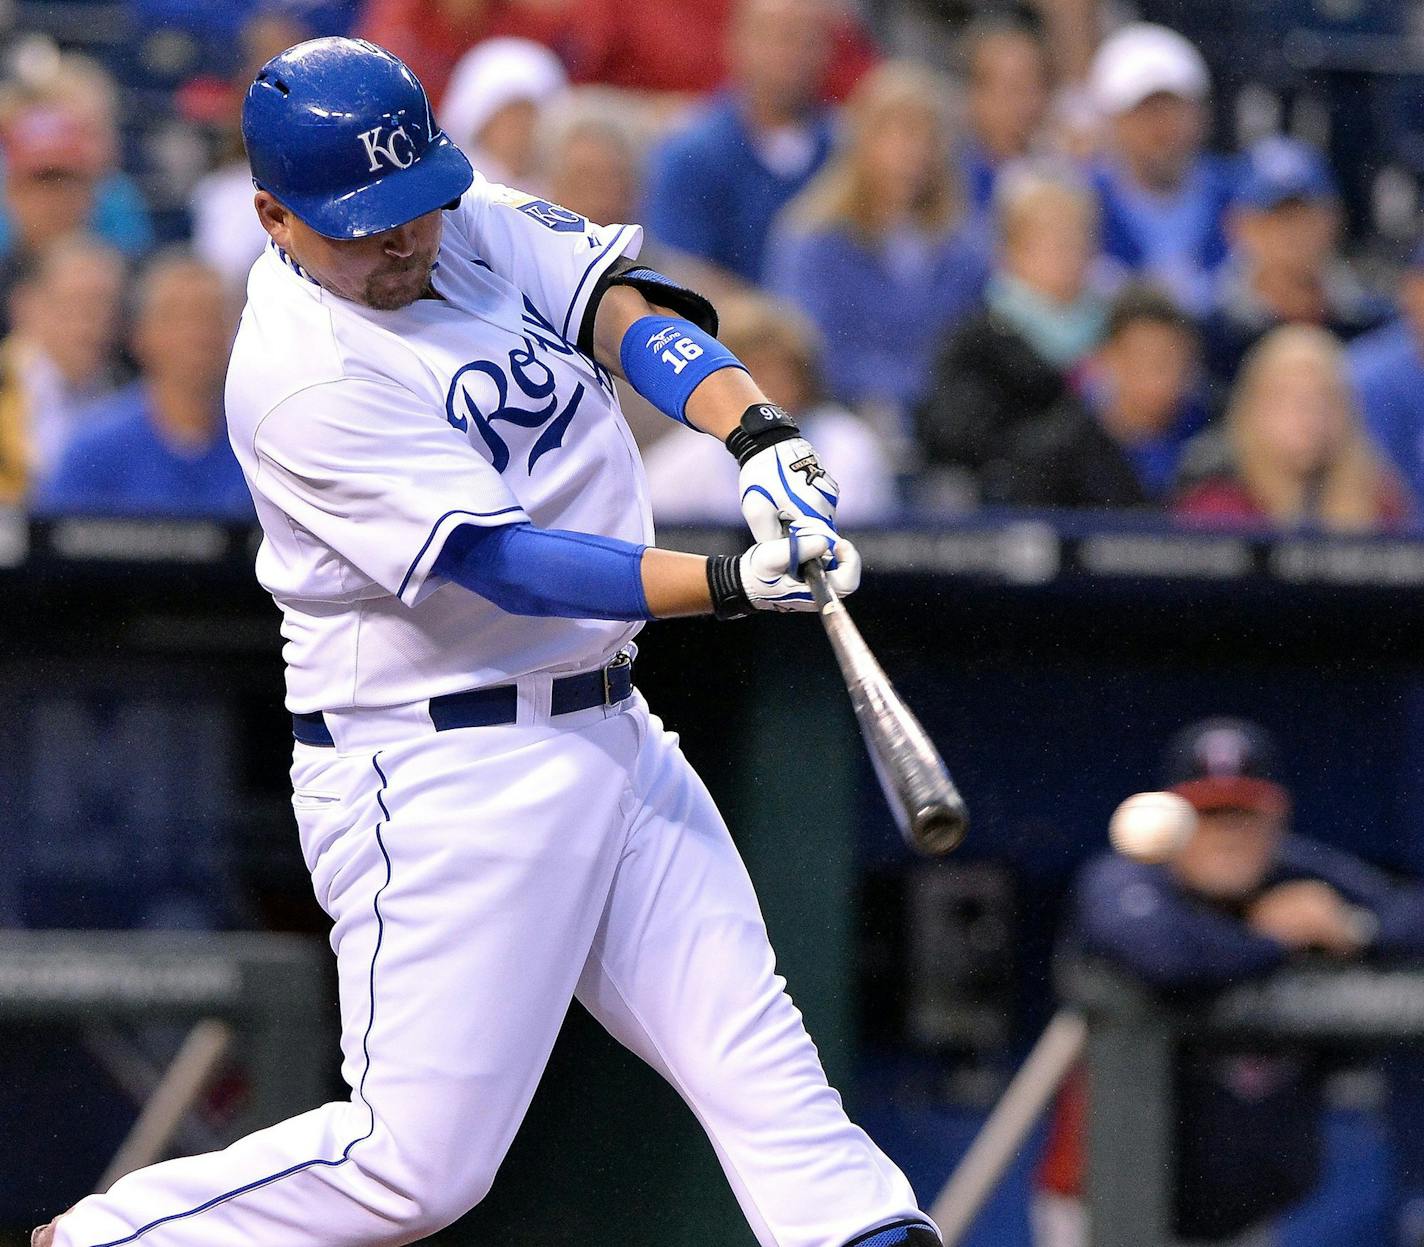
707, 554, 753, 620
724, 403, 800, 467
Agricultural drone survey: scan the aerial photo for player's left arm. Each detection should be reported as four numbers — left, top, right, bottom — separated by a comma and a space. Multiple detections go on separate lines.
587, 277, 841, 543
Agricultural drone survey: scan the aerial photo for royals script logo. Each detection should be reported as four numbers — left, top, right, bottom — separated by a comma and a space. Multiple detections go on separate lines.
445, 297, 611, 475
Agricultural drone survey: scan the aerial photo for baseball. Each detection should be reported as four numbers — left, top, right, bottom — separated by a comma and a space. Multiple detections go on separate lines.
1108, 791, 1197, 862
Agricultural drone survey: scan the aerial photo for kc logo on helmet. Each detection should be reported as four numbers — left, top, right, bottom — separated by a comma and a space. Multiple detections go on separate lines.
358, 125, 417, 173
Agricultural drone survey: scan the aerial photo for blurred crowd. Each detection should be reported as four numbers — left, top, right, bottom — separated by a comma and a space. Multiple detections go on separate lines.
1, 0, 1424, 535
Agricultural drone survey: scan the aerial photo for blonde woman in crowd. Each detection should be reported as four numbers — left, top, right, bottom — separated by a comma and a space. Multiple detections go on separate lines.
0, 237, 125, 506
915, 164, 1107, 501
765, 59, 989, 420
641, 290, 897, 525
1175, 324, 1411, 532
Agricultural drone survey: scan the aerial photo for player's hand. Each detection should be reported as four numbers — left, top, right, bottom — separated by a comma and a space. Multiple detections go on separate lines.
738, 437, 840, 543
740, 515, 860, 612
1247, 881, 1369, 957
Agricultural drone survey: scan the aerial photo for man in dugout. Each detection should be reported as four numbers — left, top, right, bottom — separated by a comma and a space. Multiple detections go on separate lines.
1036, 717, 1424, 1247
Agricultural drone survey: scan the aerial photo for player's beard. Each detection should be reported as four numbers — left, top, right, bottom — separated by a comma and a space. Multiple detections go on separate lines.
361, 254, 437, 310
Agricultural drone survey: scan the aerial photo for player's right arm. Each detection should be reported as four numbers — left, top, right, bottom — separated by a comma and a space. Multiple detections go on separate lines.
248, 378, 858, 623
431, 515, 860, 621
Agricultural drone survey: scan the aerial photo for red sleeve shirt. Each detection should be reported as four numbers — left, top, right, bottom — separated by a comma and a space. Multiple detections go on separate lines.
356, 0, 576, 106
563, 0, 878, 101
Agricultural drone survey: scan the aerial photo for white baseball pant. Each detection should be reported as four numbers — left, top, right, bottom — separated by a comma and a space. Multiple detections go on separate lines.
54, 690, 926, 1247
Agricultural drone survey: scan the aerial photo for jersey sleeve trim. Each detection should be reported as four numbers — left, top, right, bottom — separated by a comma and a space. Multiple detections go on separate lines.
397, 505, 528, 607
561, 223, 642, 343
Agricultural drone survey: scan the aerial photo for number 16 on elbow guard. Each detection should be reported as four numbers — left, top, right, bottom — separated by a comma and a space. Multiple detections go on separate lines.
803, 556, 968, 856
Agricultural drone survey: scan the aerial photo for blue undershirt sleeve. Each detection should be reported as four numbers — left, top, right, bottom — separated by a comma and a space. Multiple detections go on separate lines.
432, 521, 652, 621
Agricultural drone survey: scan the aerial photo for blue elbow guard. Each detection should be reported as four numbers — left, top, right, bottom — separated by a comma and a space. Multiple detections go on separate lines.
619, 315, 746, 425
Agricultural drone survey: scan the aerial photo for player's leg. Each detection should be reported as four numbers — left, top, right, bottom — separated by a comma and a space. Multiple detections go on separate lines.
51, 712, 641, 1247
575, 699, 936, 1247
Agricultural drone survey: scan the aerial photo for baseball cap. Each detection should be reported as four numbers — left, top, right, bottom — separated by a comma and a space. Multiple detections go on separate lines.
2, 105, 101, 179
1162, 717, 1290, 815
440, 38, 568, 150
1090, 23, 1210, 117
1236, 136, 1336, 211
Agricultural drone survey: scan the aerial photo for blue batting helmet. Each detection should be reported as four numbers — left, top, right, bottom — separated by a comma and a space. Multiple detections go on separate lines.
242, 37, 474, 240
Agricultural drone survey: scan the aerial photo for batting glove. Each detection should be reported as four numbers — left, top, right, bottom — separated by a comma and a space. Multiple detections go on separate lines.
725, 403, 840, 542
707, 515, 861, 619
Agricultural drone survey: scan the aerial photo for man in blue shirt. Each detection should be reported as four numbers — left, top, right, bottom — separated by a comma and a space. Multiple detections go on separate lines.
957, 19, 1050, 216
643, 0, 838, 283
1350, 242, 1424, 513
1205, 136, 1389, 387
1087, 23, 1236, 315
40, 250, 252, 519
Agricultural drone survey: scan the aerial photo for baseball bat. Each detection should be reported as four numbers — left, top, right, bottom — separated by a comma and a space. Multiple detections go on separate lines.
803, 557, 968, 855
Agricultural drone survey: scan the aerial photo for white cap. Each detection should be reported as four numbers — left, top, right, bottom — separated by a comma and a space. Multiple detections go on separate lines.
1089, 23, 1209, 116
440, 37, 569, 148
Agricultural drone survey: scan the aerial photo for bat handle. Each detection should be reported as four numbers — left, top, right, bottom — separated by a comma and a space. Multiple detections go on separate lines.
800, 551, 838, 612
788, 517, 841, 613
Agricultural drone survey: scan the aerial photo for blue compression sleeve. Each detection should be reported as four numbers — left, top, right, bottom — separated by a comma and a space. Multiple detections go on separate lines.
432, 521, 652, 621
618, 315, 746, 425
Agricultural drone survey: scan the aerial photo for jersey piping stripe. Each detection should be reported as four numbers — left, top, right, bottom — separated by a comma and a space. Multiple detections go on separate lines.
81, 753, 397, 1247
561, 223, 635, 343
396, 505, 525, 602
270, 240, 322, 288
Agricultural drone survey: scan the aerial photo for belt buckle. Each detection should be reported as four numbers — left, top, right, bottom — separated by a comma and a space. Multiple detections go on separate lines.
603, 650, 632, 705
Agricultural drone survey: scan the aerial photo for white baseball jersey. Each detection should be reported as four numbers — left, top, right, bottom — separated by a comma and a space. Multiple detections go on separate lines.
225, 174, 650, 712
58, 177, 932, 1247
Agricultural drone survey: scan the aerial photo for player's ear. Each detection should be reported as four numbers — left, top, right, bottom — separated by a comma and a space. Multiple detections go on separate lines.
254, 190, 291, 245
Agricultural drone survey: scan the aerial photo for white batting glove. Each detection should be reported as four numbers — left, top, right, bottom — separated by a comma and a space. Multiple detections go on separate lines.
708, 515, 861, 618
724, 403, 840, 542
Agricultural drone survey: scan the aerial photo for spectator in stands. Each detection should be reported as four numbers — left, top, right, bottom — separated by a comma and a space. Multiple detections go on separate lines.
563, 0, 877, 102
440, 38, 568, 192
1088, 23, 1235, 315
355, 0, 574, 107
1204, 137, 1389, 387
544, 91, 644, 231
39, 252, 251, 520
916, 166, 1107, 504
190, 13, 312, 293
766, 60, 989, 421
643, 0, 838, 283
0, 104, 112, 334
1351, 242, 1424, 514
544, 90, 730, 290
1007, 283, 1205, 509
958, 19, 1052, 214
1175, 325, 1410, 532
0, 52, 153, 266
0, 239, 125, 507
881, 0, 1099, 84
640, 291, 896, 524
1036, 717, 1424, 1247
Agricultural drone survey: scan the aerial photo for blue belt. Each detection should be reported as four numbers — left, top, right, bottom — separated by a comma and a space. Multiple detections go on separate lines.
293, 651, 634, 747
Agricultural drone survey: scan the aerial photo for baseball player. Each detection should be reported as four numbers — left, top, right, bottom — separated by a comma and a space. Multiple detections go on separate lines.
35, 38, 939, 1247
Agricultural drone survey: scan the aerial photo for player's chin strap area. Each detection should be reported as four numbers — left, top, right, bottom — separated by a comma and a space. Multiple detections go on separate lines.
842, 1219, 943, 1247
